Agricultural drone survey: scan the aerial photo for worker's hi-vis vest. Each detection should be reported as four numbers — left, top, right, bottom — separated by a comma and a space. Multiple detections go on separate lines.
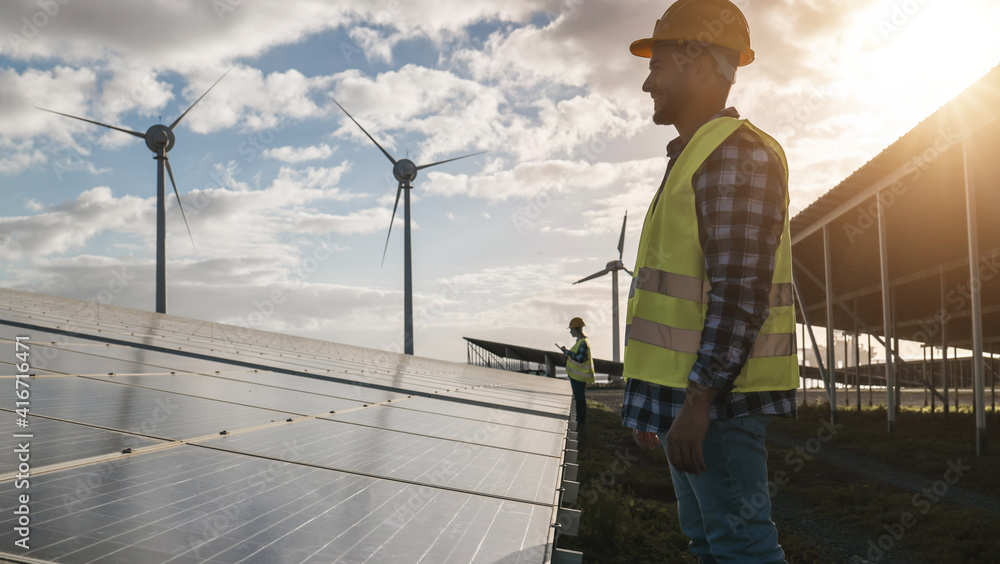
623, 117, 799, 392
566, 338, 595, 384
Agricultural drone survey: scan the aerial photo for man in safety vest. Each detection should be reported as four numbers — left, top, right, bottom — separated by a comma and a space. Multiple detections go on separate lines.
622, 1, 798, 562
559, 317, 595, 428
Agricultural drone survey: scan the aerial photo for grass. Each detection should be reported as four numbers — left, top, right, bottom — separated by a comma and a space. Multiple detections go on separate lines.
766, 434, 1000, 563
560, 397, 1000, 563
555, 399, 695, 563
771, 403, 1000, 496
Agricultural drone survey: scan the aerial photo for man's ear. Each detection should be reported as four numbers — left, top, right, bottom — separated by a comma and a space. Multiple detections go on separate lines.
688, 52, 716, 86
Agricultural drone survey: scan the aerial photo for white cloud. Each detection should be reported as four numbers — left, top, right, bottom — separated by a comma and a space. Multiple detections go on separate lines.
501, 93, 646, 161
423, 157, 662, 202
0, 161, 372, 261
0, 186, 150, 260
262, 143, 336, 163
348, 27, 403, 65
331, 65, 502, 161
0, 66, 97, 143
0, 139, 46, 175
96, 63, 174, 124
183, 66, 335, 134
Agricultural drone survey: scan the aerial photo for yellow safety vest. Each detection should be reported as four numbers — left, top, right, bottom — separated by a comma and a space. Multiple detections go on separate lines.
623, 117, 799, 392
566, 337, 595, 383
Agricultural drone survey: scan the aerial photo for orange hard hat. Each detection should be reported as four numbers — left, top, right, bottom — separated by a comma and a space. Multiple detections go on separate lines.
568, 317, 586, 329
630, 0, 755, 66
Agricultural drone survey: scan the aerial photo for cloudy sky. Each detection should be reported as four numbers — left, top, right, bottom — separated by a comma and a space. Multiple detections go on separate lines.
1, 0, 998, 363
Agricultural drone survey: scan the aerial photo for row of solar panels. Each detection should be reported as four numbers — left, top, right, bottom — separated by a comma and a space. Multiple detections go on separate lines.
0, 288, 582, 563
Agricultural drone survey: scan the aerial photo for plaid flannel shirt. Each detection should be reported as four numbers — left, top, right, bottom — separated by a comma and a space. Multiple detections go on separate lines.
565, 338, 589, 363
622, 108, 798, 433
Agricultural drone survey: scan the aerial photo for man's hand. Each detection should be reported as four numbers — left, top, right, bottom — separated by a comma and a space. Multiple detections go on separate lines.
664, 383, 718, 474
633, 429, 660, 450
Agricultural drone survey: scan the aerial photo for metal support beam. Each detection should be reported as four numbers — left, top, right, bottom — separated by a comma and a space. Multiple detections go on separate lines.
956, 349, 961, 411
793, 257, 921, 380
823, 225, 837, 419
843, 329, 850, 407
854, 299, 861, 412
868, 332, 873, 406
791, 114, 1000, 245
801, 322, 807, 404
877, 192, 896, 432
942, 271, 950, 417
923, 346, 928, 408
930, 344, 936, 414
797, 247, 1000, 319
892, 288, 900, 415
963, 140, 987, 455
793, 274, 832, 402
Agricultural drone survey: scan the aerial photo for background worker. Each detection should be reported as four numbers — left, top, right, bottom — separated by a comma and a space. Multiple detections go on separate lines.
558, 317, 595, 427
621, 1, 799, 562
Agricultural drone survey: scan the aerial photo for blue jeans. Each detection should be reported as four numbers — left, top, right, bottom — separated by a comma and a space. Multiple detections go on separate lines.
658, 416, 786, 564
569, 378, 587, 425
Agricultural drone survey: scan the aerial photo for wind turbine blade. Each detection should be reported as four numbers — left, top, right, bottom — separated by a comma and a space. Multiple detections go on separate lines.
169, 64, 236, 131
36, 107, 145, 139
381, 183, 403, 268
617, 210, 628, 259
331, 98, 397, 165
415, 151, 487, 171
623, 266, 634, 277
574, 268, 611, 285
164, 157, 197, 251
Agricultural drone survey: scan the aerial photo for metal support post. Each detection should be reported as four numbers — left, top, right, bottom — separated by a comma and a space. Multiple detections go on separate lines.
942, 272, 950, 417
793, 274, 832, 403
844, 332, 850, 407
964, 139, 986, 455
801, 322, 807, 405
931, 345, 936, 414
876, 193, 895, 432
868, 332, 873, 406
854, 299, 861, 411
823, 225, 837, 420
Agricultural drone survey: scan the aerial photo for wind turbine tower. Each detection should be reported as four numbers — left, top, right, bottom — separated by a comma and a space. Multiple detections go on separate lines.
38, 67, 234, 314
574, 212, 633, 363
332, 99, 484, 355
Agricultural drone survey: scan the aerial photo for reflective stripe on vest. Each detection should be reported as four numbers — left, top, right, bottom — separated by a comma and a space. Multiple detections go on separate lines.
630, 266, 794, 307
622, 117, 799, 393
566, 337, 595, 383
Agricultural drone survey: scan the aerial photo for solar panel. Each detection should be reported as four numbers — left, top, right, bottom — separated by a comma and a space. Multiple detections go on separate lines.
0, 288, 573, 563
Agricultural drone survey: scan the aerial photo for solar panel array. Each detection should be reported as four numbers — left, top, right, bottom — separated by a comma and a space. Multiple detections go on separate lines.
0, 288, 574, 563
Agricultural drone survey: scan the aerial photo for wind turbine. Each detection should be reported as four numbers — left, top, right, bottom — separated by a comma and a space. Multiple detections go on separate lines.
574, 212, 633, 363
38, 67, 233, 315
332, 98, 484, 355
